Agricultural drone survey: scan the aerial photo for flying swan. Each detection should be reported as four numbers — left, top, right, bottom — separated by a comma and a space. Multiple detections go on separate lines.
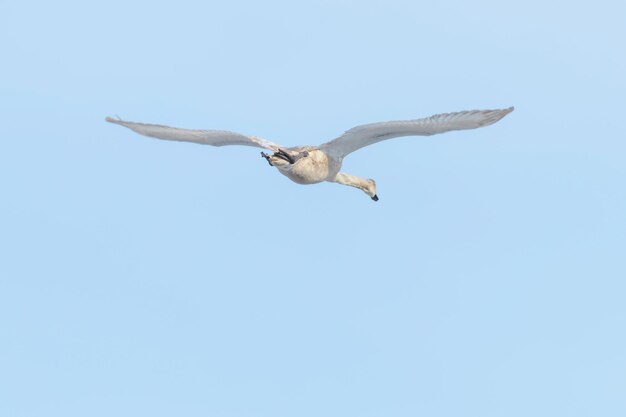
106, 107, 513, 201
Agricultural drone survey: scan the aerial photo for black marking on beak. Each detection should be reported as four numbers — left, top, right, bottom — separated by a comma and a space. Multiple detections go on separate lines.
261, 152, 273, 166
371, 194, 379, 201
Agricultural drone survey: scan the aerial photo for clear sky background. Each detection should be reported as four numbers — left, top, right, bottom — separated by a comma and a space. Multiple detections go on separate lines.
1, 1, 625, 416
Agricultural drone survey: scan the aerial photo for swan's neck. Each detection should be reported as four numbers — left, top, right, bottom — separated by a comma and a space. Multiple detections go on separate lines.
332, 172, 377, 200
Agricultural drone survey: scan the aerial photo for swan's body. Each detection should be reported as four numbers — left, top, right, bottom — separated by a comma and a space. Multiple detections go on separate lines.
106, 107, 513, 200
264, 147, 340, 184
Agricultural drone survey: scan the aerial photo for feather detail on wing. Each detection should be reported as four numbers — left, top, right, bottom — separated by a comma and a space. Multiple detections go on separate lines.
105, 117, 281, 151
320, 107, 514, 158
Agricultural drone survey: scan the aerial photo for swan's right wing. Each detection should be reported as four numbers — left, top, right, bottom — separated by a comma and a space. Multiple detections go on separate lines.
106, 117, 282, 151
320, 107, 514, 158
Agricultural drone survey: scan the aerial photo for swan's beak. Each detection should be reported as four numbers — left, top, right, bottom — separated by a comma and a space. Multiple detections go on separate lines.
371, 194, 379, 201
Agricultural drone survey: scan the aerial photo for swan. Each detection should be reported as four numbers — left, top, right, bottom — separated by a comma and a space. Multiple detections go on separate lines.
106, 107, 513, 201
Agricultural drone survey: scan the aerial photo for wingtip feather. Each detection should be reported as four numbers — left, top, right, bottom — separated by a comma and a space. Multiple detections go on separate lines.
105, 116, 127, 125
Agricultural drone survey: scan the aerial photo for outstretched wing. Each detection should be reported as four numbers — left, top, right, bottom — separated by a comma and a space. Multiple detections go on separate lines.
320, 107, 514, 158
105, 117, 282, 151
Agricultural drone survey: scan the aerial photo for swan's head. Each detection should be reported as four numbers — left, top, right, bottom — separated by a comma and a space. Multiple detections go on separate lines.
365, 179, 378, 201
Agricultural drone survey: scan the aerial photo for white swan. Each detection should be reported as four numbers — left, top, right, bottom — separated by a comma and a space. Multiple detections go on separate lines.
106, 107, 513, 201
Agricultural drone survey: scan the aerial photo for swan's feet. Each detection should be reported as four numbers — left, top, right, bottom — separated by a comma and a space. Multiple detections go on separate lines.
263, 149, 310, 166
261, 152, 273, 166
371, 194, 379, 201
275, 149, 309, 164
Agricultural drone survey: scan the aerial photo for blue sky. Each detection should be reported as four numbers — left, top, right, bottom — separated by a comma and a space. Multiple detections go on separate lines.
1, 1, 625, 416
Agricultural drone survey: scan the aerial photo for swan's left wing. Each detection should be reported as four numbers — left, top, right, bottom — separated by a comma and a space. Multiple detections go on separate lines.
320, 107, 514, 158
106, 117, 281, 151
